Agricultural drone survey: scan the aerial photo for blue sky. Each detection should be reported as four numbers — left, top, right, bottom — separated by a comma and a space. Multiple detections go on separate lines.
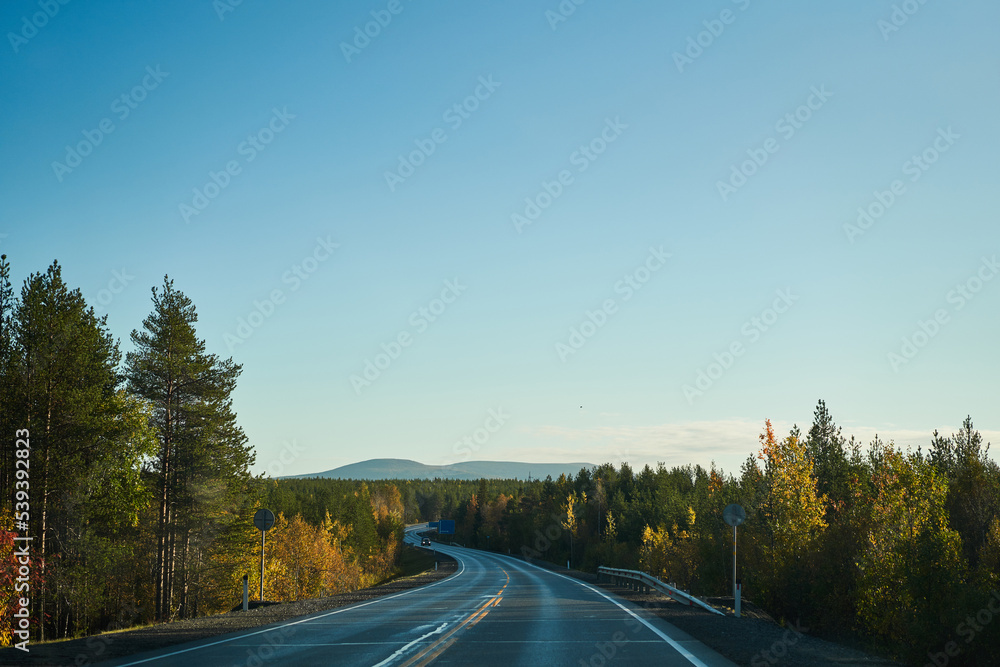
3, 0, 998, 478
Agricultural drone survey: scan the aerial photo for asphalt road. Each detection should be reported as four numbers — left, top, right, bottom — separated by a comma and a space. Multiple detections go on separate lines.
106, 526, 736, 666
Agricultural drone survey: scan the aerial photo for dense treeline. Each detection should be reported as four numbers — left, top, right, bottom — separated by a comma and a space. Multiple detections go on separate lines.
274, 408, 1000, 663
0, 256, 403, 645
232, 481, 405, 605
267, 477, 526, 527
436, 403, 999, 665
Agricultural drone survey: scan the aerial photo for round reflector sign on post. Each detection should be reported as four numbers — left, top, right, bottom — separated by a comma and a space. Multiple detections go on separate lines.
254, 508, 275, 531
253, 508, 275, 602
723, 504, 745, 527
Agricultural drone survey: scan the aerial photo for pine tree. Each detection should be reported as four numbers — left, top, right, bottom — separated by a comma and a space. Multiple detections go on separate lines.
0, 256, 16, 507
805, 399, 850, 511
10, 261, 144, 638
927, 417, 999, 569
125, 277, 254, 620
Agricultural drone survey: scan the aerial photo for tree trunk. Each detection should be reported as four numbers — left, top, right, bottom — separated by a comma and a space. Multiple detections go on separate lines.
156, 395, 173, 620
166, 523, 177, 619
39, 379, 52, 641
155, 437, 170, 619
179, 530, 191, 618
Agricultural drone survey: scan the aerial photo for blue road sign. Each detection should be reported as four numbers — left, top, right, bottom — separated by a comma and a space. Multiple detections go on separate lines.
438, 520, 455, 534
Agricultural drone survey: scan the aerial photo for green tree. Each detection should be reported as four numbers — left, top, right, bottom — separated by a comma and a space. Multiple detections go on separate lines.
125, 277, 254, 620
0, 256, 17, 505
805, 399, 850, 514
855, 440, 963, 649
928, 417, 999, 569
3, 260, 156, 638
12, 262, 127, 637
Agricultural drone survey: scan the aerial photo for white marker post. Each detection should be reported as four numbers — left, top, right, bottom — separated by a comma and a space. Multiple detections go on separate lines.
723, 503, 746, 618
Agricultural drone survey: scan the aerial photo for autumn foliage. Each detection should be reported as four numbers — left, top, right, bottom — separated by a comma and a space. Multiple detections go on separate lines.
440, 404, 999, 665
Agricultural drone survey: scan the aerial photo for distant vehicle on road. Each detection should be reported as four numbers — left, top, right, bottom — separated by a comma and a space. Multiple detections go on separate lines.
421, 537, 431, 547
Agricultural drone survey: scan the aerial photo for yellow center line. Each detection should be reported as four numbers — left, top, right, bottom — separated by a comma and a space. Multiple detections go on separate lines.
400, 567, 510, 667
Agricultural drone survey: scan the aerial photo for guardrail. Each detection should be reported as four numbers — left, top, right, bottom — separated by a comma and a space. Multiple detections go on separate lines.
597, 566, 724, 616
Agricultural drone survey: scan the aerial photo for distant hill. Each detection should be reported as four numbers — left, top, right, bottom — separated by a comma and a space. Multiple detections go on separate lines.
286, 458, 596, 481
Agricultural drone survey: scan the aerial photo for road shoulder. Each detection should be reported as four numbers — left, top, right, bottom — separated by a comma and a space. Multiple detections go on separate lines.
602, 584, 904, 667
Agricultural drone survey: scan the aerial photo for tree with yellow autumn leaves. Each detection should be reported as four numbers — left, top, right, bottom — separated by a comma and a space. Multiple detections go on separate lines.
444, 406, 998, 665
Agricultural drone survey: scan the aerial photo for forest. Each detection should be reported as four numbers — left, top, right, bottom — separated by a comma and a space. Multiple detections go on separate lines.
259, 406, 1000, 664
0, 256, 403, 646
1, 253, 998, 665
410, 407, 1000, 665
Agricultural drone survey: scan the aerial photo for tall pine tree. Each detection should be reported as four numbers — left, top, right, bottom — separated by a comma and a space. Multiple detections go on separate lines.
8, 260, 146, 638
928, 417, 999, 569
0, 256, 16, 507
805, 399, 850, 511
125, 277, 254, 620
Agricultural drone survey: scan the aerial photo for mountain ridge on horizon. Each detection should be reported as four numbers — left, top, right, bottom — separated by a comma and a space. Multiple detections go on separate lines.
284, 458, 598, 481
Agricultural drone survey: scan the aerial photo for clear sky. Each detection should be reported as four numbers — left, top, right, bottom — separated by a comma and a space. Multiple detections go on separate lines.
3, 0, 998, 478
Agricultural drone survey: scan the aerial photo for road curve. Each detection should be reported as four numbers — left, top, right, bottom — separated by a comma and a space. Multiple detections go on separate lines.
106, 526, 736, 666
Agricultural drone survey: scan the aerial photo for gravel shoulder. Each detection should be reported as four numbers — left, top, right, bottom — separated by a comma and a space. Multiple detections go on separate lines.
0, 553, 458, 667
600, 584, 906, 667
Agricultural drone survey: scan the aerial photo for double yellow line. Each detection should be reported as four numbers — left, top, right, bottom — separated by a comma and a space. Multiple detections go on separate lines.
400, 567, 510, 667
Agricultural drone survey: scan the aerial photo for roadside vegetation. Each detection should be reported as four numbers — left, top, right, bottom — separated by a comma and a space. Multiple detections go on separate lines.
256, 405, 1000, 664
2, 254, 997, 664
0, 256, 403, 645
428, 405, 1000, 665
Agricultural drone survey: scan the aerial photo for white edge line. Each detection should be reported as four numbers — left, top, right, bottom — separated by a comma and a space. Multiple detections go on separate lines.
116, 533, 465, 666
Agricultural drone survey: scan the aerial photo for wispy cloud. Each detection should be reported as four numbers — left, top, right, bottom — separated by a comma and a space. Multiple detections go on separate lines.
501, 420, 1000, 474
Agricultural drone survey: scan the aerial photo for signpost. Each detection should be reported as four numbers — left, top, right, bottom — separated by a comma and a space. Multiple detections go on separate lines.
253, 508, 275, 601
438, 519, 455, 535
723, 503, 746, 618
